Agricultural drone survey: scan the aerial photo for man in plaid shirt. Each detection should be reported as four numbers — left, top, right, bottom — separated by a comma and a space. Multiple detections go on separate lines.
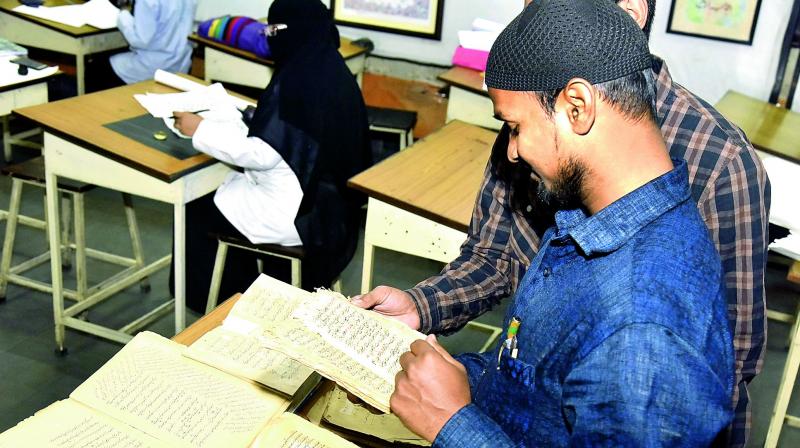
354, 1, 770, 445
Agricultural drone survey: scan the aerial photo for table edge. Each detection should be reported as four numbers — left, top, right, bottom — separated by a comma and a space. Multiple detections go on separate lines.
347, 180, 469, 233
189, 34, 368, 65
12, 110, 216, 183
0, 7, 120, 37
0, 71, 60, 93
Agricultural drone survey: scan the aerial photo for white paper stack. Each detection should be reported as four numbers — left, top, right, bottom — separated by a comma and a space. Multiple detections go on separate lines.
771, 231, 800, 261
761, 154, 800, 232
457, 18, 504, 52
0, 38, 27, 58
13, 0, 119, 29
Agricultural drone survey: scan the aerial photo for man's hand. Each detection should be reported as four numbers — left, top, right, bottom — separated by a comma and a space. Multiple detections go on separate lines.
391, 335, 471, 442
351, 286, 421, 330
172, 111, 203, 137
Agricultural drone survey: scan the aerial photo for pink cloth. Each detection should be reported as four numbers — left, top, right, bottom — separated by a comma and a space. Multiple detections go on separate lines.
452, 46, 489, 72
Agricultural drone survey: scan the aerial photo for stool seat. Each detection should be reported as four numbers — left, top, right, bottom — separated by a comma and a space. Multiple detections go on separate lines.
215, 233, 306, 259
367, 106, 417, 131
1, 157, 94, 193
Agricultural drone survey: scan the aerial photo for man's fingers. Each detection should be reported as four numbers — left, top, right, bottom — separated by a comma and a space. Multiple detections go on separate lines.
399, 350, 415, 371
425, 334, 459, 365
351, 286, 388, 309
410, 338, 436, 356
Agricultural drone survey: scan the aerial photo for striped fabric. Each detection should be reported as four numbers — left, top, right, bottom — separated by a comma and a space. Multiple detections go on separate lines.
198, 15, 269, 59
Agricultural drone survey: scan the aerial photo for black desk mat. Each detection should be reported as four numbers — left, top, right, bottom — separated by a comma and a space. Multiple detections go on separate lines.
104, 114, 197, 160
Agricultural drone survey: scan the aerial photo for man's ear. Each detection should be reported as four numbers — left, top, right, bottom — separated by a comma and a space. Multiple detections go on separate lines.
615, 0, 648, 31
559, 78, 596, 136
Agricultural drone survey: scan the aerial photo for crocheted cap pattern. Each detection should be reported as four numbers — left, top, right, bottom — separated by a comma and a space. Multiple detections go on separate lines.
486, 0, 652, 91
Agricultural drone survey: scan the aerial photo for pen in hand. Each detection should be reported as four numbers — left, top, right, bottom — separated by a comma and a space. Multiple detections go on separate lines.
170, 109, 210, 119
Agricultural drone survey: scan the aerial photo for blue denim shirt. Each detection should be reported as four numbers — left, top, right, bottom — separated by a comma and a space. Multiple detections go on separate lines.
434, 160, 734, 447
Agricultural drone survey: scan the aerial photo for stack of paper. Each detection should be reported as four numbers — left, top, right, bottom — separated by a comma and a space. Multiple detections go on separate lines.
457, 18, 504, 52
12, 0, 119, 30
0, 38, 26, 58
771, 231, 800, 261
134, 82, 246, 138
761, 154, 800, 232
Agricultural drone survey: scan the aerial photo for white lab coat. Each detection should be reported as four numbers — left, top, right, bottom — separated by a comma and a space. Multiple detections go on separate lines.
192, 119, 303, 246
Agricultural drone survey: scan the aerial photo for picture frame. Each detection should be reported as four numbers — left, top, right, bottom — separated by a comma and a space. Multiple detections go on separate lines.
330, 0, 445, 41
666, 0, 762, 45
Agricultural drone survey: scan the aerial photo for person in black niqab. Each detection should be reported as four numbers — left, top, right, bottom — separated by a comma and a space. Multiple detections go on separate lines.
172, 0, 369, 312
252, 0, 370, 291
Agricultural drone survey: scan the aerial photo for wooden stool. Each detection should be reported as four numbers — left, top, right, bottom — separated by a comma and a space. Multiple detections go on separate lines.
367, 106, 417, 151
205, 234, 342, 314
0, 157, 149, 303
765, 244, 800, 447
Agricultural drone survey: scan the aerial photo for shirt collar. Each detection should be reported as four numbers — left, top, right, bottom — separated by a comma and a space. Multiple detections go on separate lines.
553, 159, 691, 256
652, 55, 673, 126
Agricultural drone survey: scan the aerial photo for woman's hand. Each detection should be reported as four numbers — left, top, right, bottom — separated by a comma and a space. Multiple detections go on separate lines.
172, 111, 203, 137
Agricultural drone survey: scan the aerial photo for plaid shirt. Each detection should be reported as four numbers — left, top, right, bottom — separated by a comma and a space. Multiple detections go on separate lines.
407, 59, 770, 446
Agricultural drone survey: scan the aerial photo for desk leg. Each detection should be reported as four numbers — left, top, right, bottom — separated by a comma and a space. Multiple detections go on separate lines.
75, 51, 86, 96
173, 202, 186, 332
44, 164, 66, 353
2, 116, 11, 162
360, 240, 375, 295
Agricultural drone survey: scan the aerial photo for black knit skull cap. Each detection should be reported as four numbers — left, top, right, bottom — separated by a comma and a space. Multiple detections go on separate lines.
485, 0, 653, 92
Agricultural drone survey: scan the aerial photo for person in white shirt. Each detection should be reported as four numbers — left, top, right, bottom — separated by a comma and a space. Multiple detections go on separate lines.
173, 0, 370, 313
86, 0, 196, 92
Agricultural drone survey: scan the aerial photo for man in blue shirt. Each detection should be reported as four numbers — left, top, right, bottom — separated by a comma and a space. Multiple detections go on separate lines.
389, 0, 734, 446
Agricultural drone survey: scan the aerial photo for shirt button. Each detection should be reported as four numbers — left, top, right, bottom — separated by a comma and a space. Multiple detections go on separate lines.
542, 266, 551, 277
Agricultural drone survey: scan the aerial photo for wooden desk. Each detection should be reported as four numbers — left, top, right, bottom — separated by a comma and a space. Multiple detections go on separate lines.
438, 66, 501, 131
0, 0, 127, 95
348, 120, 496, 293
14, 78, 235, 349
172, 293, 240, 345
189, 34, 369, 89
1, 57, 59, 161
715, 90, 800, 164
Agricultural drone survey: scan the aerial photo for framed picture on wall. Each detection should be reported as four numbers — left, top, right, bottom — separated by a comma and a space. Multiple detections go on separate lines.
330, 0, 445, 40
667, 0, 763, 45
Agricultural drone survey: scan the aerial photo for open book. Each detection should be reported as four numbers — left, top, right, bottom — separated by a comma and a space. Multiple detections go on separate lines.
226, 274, 426, 413
0, 331, 358, 447
0, 332, 288, 447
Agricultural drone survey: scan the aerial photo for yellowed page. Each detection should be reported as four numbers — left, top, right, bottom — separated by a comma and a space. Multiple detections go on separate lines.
70, 332, 288, 448
225, 275, 311, 332
262, 323, 395, 413
250, 413, 358, 448
184, 326, 314, 396
320, 387, 430, 446
0, 400, 166, 448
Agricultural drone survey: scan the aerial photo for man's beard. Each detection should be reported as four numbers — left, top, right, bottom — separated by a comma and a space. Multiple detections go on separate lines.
532, 157, 587, 213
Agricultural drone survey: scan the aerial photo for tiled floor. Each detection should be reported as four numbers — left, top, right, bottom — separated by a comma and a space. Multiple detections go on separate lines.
0, 151, 798, 446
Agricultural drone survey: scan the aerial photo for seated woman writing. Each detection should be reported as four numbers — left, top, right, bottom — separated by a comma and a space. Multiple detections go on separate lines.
173, 0, 370, 313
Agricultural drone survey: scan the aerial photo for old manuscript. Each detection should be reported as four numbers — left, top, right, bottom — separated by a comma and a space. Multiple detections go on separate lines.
0, 332, 288, 448
250, 413, 358, 448
240, 275, 426, 413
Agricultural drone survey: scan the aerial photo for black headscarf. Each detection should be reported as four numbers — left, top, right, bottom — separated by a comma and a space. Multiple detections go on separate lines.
248, 0, 370, 289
